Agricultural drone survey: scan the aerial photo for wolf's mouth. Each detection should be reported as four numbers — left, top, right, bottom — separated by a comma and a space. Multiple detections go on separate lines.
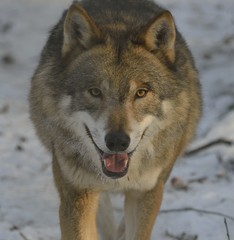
84, 125, 130, 179
102, 152, 130, 179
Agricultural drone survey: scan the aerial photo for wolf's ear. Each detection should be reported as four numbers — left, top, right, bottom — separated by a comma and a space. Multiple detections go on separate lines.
139, 11, 176, 63
62, 3, 101, 56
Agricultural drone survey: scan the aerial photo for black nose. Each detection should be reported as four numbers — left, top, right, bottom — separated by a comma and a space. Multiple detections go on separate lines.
105, 132, 130, 152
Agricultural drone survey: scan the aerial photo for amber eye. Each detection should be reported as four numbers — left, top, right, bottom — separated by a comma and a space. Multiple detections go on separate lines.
135, 88, 148, 98
89, 88, 102, 98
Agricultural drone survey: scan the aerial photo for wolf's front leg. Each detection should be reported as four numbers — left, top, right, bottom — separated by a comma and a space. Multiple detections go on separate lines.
59, 188, 100, 240
53, 154, 100, 240
124, 180, 164, 240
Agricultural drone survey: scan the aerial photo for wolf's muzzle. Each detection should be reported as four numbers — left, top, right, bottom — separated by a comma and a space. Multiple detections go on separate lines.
105, 131, 130, 152
85, 125, 131, 179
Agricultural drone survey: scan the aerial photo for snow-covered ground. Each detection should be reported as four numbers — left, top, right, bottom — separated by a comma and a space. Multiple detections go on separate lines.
0, 0, 234, 239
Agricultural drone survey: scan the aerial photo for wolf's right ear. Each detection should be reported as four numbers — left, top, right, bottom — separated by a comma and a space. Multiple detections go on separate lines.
62, 3, 101, 56
138, 11, 176, 63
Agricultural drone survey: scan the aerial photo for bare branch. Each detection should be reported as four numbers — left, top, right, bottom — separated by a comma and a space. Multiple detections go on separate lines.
185, 139, 233, 157
165, 231, 198, 240
19, 232, 30, 240
160, 207, 234, 221
224, 218, 230, 240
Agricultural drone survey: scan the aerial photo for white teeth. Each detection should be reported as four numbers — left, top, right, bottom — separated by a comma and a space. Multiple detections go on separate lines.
103, 159, 107, 167
103, 159, 128, 169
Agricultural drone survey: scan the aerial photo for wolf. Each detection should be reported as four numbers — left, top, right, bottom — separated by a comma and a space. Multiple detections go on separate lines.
29, 0, 201, 239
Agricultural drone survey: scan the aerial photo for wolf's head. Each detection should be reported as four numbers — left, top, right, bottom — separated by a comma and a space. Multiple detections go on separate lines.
39, 2, 199, 180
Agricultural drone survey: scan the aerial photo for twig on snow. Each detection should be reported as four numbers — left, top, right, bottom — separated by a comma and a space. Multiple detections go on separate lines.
19, 232, 30, 240
185, 138, 233, 156
165, 231, 198, 240
224, 218, 230, 240
160, 207, 234, 222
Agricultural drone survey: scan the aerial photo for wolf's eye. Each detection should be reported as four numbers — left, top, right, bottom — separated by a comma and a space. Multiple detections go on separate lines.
135, 88, 148, 98
89, 88, 102, 98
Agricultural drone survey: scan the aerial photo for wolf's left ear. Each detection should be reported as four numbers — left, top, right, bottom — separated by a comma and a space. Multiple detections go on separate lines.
62, 3, 101, 56
139, 11, 176, 63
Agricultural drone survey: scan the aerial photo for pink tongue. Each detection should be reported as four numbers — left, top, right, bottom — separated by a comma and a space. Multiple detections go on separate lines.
102, 153, 129, 173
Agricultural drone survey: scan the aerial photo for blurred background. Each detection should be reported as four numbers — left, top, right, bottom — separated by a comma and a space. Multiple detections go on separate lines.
0, 0, 234, 239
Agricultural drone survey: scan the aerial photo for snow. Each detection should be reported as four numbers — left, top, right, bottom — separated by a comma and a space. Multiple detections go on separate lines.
0, 0, 234, 239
